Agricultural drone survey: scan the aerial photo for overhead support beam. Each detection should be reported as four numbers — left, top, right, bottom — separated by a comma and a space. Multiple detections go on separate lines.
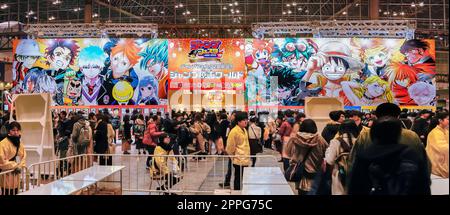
84, 0, 93, 23
93, 0, 146, 22
327, 0, 361, 20
252, 20, 416, 39
369, 0, 380, 20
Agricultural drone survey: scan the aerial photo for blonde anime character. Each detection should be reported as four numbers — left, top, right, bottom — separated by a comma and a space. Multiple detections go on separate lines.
351, 38, 394, 82
341, 75, 394, 106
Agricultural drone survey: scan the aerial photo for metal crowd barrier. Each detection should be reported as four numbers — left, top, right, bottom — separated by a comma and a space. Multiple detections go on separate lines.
0, 166, 29, 195
13, 153, 279, 195
26, 154, 93, 190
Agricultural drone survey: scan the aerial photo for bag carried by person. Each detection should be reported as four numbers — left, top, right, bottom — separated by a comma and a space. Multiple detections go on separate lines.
366, 145, 421, 195
177, 125, 193, 147
249, 126, 263, 154
143, 126, 157, 147
133, 123, 145, 137
335, 137, 352, 187
75, 122, 91, 150
111, 117, 121, 130
284, 148, 313, 182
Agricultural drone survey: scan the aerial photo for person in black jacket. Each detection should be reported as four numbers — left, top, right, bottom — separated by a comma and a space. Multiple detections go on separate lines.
399, 112, 413, 129
348, 116, 431, 195
411, 110, 431, 146
94, 113, 111, 165
321, 110, 345, 143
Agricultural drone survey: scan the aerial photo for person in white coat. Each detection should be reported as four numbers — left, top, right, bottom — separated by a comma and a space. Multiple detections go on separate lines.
325, 119, 359, 195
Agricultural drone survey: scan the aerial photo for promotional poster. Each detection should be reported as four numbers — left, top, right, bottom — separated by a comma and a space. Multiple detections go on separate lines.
168, 39, 246, 110
12, 38, 435, 108
11, 38, 169, 106
245, 38, 436, 108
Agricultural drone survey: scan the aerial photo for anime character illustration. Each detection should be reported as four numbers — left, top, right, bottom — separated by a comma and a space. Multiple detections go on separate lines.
386, 62, 435, 105
408, 81, 436, 106
44, 39, 81, 105
136, 75, 159, 105
399, 39, 436, 82
139, 40, 168, 101
302, 41, 364, 101
99, 39, 141, 105
22, 67, 46, 93
12, 39, 43, 93
341, 75, 394, 106
78, 46, 108, 105
272, 38, 318, 72
45, 39, 80, 72
267, 67, 320, 106
63, 70, 82, 106
245, 39, 274, 75
351, 38, 393, 82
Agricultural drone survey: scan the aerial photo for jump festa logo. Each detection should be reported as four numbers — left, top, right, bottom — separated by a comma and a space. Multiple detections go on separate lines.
188, 40, 224, 59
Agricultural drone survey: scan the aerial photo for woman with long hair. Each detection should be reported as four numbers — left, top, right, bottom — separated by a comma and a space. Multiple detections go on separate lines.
325, 119, 360, 195
286, 119, 328, 195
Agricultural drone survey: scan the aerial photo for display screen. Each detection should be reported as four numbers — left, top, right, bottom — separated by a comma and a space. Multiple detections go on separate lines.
12, 38, 436, 108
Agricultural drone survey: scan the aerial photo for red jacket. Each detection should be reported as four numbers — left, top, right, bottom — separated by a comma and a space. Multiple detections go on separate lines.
143, 122, 164, 147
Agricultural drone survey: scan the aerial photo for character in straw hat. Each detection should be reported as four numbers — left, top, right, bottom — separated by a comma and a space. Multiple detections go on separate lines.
301, 41, 364, 101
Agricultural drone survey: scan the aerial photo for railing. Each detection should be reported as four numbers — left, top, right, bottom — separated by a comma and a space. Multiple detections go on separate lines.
0, 166, 29, 195
17, 153, 279, 195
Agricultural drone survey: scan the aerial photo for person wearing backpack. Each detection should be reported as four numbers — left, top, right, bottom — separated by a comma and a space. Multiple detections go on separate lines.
70, 112, 92, 156
248, 116, 262, 167
348, 103, 431, 192
190, 113, 211, 157
285, 119, 328, 195
348, 116, 431, 195
121, 114, 132, 155
0, 121, 26, 195
325, 119, 359, 195
134, 114, 146, 155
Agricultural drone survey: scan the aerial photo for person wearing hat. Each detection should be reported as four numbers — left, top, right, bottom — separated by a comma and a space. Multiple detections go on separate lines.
301, 41, 364, 100
225, 111, 250, 190
411, 109, 432, 146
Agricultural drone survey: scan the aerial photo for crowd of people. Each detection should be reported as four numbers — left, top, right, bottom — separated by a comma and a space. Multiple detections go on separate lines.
0, 103, 448, 195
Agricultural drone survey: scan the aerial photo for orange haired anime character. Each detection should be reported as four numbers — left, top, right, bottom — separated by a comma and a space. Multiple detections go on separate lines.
110, 39, 141, 79
98, 39, 142, 105
246, 39, 274, 75
387, 62, 435, 105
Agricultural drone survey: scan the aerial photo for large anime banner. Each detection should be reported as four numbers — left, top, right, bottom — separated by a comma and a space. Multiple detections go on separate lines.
245, 38, 436, 107
168, 39, 246, 111
11, 38, 168, 106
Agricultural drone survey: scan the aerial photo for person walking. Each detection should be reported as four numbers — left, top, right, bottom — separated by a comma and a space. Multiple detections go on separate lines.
426, 112, 449, 178
225, 112, 250, 190
286, 119, 328, 195
325, 119, 359, 195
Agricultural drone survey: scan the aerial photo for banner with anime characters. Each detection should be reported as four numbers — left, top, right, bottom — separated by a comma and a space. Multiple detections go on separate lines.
11, 38, 169, 106
168, 39, 246, 110
245, 38, 436, 108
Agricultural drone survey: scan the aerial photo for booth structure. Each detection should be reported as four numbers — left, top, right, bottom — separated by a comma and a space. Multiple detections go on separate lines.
11, 93, 55, 165
304, 97, 344, 133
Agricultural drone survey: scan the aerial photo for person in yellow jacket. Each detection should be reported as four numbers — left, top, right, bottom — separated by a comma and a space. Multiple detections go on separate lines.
150, 133, 180, 193
225, 111, 250, 190
426, 112, 449, 178
0, 122, 26, 195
